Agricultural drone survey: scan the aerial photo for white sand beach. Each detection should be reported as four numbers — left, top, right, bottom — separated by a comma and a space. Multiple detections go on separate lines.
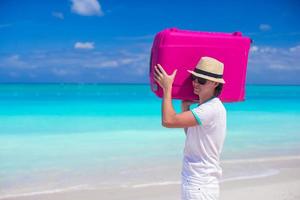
3, 155, 300, 200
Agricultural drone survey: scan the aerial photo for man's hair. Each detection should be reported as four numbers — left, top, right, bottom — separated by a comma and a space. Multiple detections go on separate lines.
214, 83, 223, 97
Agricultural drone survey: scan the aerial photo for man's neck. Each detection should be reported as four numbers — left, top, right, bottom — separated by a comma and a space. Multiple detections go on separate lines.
199, 93, 215, 105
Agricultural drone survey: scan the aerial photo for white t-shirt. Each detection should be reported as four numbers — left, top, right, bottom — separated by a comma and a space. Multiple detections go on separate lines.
182, 97, 226, 184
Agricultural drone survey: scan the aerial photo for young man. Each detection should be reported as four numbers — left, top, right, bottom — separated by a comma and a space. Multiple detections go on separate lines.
154, 56, 227, 200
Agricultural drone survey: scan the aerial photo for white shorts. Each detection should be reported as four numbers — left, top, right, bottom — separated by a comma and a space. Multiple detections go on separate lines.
181, 177, 219, 200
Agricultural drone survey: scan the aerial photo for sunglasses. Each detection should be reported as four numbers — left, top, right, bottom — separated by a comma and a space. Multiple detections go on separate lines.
191, 75, 207, 85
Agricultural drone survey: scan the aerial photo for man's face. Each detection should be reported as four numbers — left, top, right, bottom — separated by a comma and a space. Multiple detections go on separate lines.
192, 76, 217, 96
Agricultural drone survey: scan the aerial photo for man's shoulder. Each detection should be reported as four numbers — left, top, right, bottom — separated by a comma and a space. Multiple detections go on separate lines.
198, 97, 226, 113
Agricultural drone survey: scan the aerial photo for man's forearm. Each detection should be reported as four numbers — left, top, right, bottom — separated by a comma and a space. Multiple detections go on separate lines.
162, 87, 176, 126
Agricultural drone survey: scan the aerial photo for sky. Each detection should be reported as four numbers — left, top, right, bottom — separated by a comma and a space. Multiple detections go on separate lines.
0, 0, 300, 84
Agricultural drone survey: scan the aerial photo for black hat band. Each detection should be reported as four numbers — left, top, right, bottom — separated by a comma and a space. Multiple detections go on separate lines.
194, 68, 223, 79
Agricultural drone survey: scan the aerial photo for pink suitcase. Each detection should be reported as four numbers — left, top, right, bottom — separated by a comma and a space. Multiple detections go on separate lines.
149, 28, 251, 102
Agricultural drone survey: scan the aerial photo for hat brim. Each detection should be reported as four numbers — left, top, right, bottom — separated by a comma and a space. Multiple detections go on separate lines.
187, 70, 225, 84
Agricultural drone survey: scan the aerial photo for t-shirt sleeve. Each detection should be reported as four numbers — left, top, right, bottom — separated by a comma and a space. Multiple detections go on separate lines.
191, 103, 216, 126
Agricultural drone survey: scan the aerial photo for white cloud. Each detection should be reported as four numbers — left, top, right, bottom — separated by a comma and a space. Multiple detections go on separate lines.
95, 60, 119, 68
1, 54, 29, 68
52, 68, 77, 76
289, 45, 300, 53
74, 42, 95, 49
7, 54, 20, 61
250, 45, 278, 53
8, 72, 20, 78
259, 24, 271, 32
259, 47, 277, 53
249, 45, 300, 71
250, 46, 259, 52
70, 0, 104, 16
52, 12, 64, 19
0, 45, 151, 81
82, 56, 139, 69
120, 58, 135, 65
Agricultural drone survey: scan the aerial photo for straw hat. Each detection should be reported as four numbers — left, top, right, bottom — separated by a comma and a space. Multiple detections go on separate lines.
187, 56, 225, 84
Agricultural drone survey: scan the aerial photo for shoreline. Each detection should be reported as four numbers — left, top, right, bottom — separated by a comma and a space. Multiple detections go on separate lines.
1, 155, 300, 200
220, 167, 300, 200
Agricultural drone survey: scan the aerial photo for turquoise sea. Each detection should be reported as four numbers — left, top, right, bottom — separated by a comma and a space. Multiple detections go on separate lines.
1, 84, 300, 198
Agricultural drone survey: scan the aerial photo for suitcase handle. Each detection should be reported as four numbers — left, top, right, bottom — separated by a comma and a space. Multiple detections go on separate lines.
232, 32, 242, 36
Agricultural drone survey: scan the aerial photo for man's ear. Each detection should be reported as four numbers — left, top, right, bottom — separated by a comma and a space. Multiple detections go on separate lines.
213, 82, 219, 89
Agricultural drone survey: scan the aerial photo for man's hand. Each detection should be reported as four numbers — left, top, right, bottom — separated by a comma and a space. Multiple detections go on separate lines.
154, 64, 177, 92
